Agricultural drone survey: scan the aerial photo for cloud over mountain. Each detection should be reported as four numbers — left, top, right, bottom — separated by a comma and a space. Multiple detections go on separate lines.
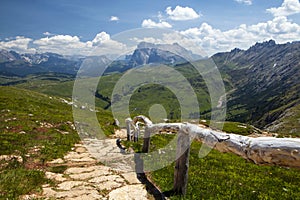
0, 36, 35, 54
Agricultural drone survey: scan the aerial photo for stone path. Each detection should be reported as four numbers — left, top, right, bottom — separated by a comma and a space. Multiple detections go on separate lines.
41, 129, 152, 200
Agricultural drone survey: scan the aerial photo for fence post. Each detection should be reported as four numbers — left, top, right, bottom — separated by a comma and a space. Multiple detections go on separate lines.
142, 126, 151, 153
173, 128, 190, 195
125, 118, 132, 141
134, 123, 140, 142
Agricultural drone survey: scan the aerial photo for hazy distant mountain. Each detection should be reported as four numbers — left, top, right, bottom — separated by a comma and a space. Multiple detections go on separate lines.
0, 42, 202, 76
0, 50, 83, 76
128, 42, 202, 67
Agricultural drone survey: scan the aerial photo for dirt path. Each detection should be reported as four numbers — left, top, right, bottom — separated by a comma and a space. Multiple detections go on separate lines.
40, 130, 153, 200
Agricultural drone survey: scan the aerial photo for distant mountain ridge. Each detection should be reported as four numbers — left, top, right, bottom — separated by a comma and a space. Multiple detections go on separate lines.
128, 42, 202, 67
0, 49, 81, 76
0, 42, 202, 76
213, 40, 300, 131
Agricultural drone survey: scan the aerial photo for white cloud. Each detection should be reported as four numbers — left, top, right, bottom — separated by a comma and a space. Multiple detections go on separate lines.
110, 16, 119, 21
1, 1, 300, 58
91, 32, 111, 45
235, 0, 252, 5
181, 15, 300, 55
267, 0, 300, 17
43, 32, 54, 36
33, 35, 86, 55
141, 19, 172, 28
0, 36, 36, 54
89, 32, 128, 57
165, 6, 200, 21
32, 32, 128, 56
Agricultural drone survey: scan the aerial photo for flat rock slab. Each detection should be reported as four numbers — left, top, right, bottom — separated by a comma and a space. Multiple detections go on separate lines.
89, 175, 125, 184
57, 181, 88, 190
96, 181, 123, 191
69, 168, 112, 180
65, 166, 101, 174
42, 139, 151, 200
108, 185, 148, 200
84, 138, 136, 172
45, 172, 67, 182
121, 172, 141, 184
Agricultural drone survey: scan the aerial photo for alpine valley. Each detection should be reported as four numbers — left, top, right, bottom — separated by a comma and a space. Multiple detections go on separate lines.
1, 40, 299, 136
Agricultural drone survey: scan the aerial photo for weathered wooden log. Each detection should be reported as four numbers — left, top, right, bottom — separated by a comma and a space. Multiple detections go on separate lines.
142, 126, 151, 153
130, 115, 300, 168
132, 115, 153, 126
129, 115, 300, 197
173, 128, 191, 195
134, 122, 140, 142
125, 118, 132, 141
182, 123, 300, 168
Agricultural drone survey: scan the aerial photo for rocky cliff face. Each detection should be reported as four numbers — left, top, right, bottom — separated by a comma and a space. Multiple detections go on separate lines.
213, 40, 300, 130
128, 42, 202, 67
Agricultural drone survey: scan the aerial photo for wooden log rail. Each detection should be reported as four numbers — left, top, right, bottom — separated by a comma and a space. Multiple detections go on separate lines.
126, 115, 300, 195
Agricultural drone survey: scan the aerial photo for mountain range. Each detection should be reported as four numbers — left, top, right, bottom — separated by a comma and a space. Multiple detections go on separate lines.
0, 42, 202, 77
1, 40, 300, 135
213, 40, 300, 132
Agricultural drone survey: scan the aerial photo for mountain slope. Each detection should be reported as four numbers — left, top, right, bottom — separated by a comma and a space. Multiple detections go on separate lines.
0, 50, 82, 76
214, 40, 300, 133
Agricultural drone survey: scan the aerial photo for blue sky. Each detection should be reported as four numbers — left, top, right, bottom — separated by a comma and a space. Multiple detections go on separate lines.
0, 0, 300, 56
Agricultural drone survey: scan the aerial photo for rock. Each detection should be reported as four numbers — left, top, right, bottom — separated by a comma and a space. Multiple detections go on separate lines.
45, 172, 67, 182
76, 146, 87, 153
20, 194, 38, 200
64, 152, 93, 160
121, 172, 141, 184
48, 158, 64, 164
0, 155, 23, 163
89, 175, 125, 184
55, 188, 100, 199
57, 181, 88, 190
69, 168, 112, 180
96, 181, 123, 191
43, 187, 57, 197
108, 185, 148, 200
114, 129, 127, 139
65, 166, 100, 174
65, 193, 104, 200
41, 140, 151, 200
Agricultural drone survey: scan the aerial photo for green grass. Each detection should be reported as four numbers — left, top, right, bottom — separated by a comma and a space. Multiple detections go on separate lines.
271, 103, 300, 137
0, 168, 47, 199
147, 135, 300, 199
0, 86, 116, 199
200, 120, 259, 136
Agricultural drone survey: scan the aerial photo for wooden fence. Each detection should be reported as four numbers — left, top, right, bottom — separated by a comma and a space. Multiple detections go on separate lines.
125, 115, 300, 196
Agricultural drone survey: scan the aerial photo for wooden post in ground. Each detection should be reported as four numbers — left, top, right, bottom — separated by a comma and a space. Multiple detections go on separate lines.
173, 128, 191, 196
142, 126, 151, 153
125, 118, 132, 141
134, 122, 140, 142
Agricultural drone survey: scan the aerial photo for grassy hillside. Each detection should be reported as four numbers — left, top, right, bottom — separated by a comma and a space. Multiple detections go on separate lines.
1, 73, 75, 98
1, 62, 298, 137
150, 137, 300, 199
124, 133, 300, 199
0, 86, 116, 199
265, 103, 300, 137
